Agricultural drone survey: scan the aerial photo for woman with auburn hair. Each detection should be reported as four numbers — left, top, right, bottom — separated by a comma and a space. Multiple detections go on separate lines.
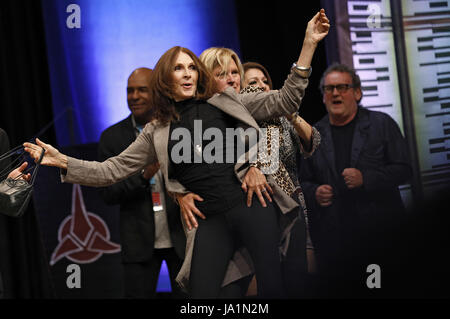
24, 10, 329, 298
149, 46, 217, 125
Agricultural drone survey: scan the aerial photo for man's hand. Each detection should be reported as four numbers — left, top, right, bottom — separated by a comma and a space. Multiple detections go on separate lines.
315, 184, 333, 207
175, 192, 206, 231
342, 168, 363, 189
241, 166, 273, 207
142, 162, 160, 180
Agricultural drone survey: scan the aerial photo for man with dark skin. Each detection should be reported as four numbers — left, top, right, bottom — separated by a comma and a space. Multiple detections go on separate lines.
98, 68, 185, 298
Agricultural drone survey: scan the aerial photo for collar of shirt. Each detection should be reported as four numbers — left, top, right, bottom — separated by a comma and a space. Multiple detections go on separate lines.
131, 115, 144, 136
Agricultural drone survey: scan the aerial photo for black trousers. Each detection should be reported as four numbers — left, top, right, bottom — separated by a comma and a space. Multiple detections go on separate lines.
189, 199, 284, 298
123, 247, 185, 299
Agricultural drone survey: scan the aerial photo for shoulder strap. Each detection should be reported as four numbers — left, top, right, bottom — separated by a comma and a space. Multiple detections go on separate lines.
29, 147, 45, 185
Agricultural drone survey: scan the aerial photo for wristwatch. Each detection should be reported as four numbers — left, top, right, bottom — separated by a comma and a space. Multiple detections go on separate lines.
292, 63, 312, 78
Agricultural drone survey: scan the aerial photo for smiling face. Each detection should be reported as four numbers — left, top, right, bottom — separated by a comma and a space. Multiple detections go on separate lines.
171, 51, 198, 102
212, 58, 241, 93
323, 71, 361, 125
127, 68, 152, 125
243, 68, 270, 92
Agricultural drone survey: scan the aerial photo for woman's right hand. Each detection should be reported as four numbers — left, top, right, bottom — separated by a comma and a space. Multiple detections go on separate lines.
175, 192, 206, 230
23, 138, 68, 169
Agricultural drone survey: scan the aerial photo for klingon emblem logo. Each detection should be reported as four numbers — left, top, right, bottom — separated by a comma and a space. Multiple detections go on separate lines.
50, 184, 121, 265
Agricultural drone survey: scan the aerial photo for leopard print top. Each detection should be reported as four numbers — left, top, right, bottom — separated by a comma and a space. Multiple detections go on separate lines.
240, 85, 321, 219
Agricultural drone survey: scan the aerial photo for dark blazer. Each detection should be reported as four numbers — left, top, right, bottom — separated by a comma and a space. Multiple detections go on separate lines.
300, 107, 412, 255
98, 115, 185, 263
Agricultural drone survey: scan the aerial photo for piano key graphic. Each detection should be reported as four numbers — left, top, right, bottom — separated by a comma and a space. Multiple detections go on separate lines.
402, 0, 450, 193
345, 0, 450, 199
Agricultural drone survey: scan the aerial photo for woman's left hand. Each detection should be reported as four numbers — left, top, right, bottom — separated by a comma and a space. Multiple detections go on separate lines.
241, 167, 273, 207
305, 9, 330, 45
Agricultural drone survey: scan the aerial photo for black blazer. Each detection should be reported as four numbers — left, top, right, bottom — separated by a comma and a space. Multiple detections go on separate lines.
98, 116, 185, 263
300, 107, 412, 252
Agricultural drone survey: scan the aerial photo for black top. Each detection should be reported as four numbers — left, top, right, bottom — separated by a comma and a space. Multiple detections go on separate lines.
168, 99, 244, 214
330, 116, 356, 178
330, 113, 358, 221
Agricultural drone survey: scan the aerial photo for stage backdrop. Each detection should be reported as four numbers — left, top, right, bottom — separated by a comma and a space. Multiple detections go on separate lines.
38, 0, 242, 298
41, 0, 241, 146
33, 144, 124, 298
323, 0, 450, 207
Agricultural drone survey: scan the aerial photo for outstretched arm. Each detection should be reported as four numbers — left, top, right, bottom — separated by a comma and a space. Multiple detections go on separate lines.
23, 138, 68, 169
24, 127, 158, 187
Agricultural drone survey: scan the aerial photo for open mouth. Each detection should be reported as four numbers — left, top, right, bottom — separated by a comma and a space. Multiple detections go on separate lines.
182, 83, 192, 89
332, 101, 343, 105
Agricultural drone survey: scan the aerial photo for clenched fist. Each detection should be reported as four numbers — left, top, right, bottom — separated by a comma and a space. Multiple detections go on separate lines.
342, 168, 363, 189
315, 184, 333, 207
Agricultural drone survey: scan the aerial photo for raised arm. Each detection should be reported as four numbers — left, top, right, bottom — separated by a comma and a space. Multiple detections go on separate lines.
239, 9, 330, 120
295, 9, 330, 76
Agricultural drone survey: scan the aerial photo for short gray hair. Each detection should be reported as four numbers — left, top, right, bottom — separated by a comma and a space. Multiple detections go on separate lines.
319, 63, 361, 90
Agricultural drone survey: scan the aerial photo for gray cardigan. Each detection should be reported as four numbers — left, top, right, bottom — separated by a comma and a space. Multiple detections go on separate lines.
61, 69, 309, 291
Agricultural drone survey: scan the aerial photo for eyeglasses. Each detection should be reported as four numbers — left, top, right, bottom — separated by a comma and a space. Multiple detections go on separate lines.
321, 84, 354, 94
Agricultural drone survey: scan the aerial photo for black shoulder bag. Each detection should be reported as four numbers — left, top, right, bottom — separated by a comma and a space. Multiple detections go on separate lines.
0, 147, 45, 217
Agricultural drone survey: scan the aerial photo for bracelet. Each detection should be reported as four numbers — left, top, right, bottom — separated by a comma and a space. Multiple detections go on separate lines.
292, 63, 312, 78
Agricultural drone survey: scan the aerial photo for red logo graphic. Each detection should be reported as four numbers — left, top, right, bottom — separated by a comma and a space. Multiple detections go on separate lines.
50, 184, 121, 265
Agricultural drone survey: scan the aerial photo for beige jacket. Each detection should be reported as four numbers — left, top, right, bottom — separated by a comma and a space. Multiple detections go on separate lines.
61, 69, 309, 291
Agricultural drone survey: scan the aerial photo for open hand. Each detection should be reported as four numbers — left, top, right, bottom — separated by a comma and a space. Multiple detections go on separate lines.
175, 192, 206, 230
305, 9, 330, 45
7, 162, 31, 182
23, 138, 67, 169
241, 166, 273, 207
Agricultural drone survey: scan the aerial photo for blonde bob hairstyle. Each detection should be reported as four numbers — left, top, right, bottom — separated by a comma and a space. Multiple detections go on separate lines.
199, 47, 244, 88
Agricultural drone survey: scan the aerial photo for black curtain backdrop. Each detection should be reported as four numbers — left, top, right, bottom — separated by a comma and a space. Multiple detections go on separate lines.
0, 0, 57, 147
0, 0, 328, 145
0, 0, 56, 298
235, 0, 329, 125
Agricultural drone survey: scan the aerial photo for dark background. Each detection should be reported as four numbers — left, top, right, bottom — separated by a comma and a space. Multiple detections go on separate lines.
0, 0, 328, 149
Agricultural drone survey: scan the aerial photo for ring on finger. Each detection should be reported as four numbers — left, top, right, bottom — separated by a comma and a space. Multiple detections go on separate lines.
261, 188, 267, 193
